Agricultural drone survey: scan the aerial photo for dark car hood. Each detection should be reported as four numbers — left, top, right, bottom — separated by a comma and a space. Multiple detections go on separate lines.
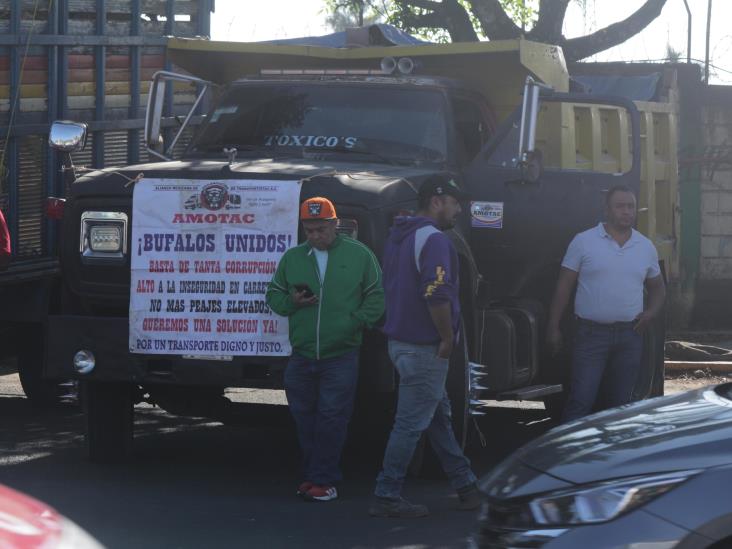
70, 157, 440, 209
513, 384, 732, 485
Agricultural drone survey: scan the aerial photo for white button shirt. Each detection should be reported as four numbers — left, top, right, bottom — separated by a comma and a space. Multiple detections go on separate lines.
562, 223, 661, 323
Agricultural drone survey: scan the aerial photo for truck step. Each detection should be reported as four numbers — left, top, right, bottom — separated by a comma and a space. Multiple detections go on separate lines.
495, 384, 562, 401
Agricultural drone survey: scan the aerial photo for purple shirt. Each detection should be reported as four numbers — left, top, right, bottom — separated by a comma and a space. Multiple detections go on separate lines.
382, 216, 460, 344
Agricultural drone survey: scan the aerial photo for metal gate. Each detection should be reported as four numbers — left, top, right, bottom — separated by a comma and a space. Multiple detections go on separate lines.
0, 0, 213, 265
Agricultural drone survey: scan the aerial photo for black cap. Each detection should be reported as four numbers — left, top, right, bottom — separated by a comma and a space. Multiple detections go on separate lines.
418, 174, 468, 202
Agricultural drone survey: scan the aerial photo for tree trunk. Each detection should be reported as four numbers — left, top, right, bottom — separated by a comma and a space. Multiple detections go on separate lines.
529, 0, 571, 43
466, 0, 521, 40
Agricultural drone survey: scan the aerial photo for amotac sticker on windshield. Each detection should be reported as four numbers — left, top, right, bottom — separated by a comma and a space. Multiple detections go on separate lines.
471, 201, 504, 229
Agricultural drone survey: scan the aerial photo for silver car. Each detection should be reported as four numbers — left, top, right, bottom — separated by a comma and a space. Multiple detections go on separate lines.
473, 383, 732, 548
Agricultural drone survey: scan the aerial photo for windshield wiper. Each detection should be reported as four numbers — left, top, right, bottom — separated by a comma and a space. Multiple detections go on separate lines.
301, 145, 403, 166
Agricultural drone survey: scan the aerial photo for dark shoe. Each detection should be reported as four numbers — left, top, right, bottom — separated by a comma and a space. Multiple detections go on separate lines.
297, 481, 313, 496
304, 485, 338, 502
456, 483, 482, 511
368, 496, 429, 518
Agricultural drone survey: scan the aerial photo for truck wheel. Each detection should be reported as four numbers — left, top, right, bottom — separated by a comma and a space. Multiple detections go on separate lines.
84, 381, 134, 463
16, 324, 60, 407
634, 308, 666, 400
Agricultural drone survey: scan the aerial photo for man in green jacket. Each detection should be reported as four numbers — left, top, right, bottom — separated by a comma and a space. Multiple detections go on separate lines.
266, 196, 384, 502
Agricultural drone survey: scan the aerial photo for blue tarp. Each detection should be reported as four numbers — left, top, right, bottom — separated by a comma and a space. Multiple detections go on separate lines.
572, 74, 662, 102
261, 23, 427, 47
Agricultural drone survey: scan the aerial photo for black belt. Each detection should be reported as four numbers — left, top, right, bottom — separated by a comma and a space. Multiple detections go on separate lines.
576, 317, 636, 328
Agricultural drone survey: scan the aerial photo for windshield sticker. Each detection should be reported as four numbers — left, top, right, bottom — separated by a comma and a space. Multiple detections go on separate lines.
263, 135, 357, 149
471, 201, 504, 229
210, 105, 238, 123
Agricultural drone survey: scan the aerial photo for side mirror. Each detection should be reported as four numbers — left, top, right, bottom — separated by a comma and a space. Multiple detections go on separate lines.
48, 121, 87, 152
516, 77, 552, 184
144, 71, 214, 161
145, 76, 167, 150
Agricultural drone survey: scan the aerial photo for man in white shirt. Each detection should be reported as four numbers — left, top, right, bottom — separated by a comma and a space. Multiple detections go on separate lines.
547, 185, 666, 422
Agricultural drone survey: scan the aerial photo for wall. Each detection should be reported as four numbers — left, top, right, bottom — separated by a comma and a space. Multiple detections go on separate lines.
699, 87, 732, 279
689, 85, 732, 328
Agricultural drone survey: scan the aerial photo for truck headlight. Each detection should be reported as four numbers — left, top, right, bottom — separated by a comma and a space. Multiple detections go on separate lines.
528, 470, 698, 526
80, 211, 128, 263
89, 225, 123, 252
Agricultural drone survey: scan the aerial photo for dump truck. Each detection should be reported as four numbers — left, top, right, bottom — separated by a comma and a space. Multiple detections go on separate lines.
44, 33, 678, 462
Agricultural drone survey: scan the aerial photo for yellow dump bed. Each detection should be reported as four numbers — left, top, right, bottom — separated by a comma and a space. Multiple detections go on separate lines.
167, 37, 569, 124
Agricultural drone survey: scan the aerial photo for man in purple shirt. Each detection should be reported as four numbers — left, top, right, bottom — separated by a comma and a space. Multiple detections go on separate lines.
369, 175, 479, 518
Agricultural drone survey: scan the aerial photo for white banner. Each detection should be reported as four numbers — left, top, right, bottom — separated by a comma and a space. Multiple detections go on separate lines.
129, 178, 301, 357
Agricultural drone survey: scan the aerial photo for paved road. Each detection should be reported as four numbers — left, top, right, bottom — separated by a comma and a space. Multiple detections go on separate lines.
0, 364, 556, 549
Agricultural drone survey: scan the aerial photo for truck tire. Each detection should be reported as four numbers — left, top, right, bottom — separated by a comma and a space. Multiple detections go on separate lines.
634, 308, 667, 401
16, 324, 60, 408
84, 381, 134, 463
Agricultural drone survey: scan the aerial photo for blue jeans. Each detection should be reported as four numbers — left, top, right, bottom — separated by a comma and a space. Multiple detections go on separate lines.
374, 340, 477, 499
562, 321, 643, 423
284, 349, 359, 486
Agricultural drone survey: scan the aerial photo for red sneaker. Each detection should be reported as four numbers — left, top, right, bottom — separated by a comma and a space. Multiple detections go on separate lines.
297, 482, 313, 496
304, 485, 338, 502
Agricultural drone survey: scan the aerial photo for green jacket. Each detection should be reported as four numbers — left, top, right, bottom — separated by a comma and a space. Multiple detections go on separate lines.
266, 235, 385, 360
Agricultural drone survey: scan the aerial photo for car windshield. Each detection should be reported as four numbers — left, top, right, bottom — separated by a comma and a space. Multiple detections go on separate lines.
190, 82, 449, 165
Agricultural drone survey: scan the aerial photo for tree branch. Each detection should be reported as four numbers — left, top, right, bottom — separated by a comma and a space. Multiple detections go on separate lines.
529, 0, 571, 43
466, 0, 521, 40
561, 0, 668, 61
394, 0, 478, 42
398, 10, 450, 30
441, 0, 479, 42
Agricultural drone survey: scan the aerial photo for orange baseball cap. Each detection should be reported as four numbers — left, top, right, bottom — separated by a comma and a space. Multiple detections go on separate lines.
300, 197, 337, 220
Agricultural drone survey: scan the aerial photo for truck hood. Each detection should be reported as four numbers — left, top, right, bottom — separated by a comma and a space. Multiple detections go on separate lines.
70, 157, 442, 209
512, 384, 732, 486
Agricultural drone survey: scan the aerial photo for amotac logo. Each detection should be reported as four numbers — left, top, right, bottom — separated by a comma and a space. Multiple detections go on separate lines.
184, 183, 241, 211
470, 201, 504, 229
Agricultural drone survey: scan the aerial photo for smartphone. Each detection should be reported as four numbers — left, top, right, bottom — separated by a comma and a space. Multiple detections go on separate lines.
294, 283, 315, 298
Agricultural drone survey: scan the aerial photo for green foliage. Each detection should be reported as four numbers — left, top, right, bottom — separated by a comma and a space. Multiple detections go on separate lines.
387, 2, 450, 42
498, 0, 538, 31
322, 0, 389, 30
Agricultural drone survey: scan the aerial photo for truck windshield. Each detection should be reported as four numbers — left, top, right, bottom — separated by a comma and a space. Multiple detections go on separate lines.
191, 83, 448, 164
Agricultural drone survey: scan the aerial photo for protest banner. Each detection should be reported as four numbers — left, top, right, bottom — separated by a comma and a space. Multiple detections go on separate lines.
129, 178, 301, 357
